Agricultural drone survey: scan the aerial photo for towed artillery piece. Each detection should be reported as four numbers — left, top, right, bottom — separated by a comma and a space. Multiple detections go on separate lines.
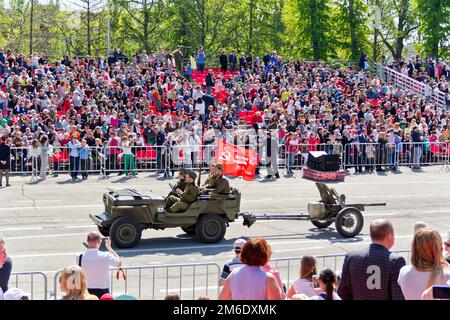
90, 183, 385, 248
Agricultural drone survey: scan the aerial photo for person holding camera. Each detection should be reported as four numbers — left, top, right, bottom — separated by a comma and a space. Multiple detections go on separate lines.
75, 232, 122, 299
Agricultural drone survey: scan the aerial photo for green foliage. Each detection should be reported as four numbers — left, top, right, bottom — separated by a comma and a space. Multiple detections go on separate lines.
415, 0, 450, 60
0, 0, 447, 62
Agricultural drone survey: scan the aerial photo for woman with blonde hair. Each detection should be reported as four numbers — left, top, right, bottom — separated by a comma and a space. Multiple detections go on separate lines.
397, 229, 450, 300
287, 255, 320, 299
58, 265, 98, 300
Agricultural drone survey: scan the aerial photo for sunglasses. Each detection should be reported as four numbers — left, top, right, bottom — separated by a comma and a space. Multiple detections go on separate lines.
445, 242, 450, 247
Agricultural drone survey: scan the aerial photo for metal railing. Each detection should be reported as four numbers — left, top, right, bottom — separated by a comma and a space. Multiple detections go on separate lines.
8, 141, 450, 178
342, 142, 449, 170
9, 271, 48, 300
375, 63, 447, 109
12, 250, 414, 300
52, 262, 221, 300
270, 250, 411, 288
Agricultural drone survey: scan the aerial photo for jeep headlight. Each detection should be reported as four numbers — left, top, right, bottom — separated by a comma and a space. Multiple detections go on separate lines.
157, 206, 164, 213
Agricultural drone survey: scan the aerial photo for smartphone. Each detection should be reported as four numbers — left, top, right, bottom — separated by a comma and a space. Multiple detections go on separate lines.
312, 275, 319, 288
432, 285, 450, 299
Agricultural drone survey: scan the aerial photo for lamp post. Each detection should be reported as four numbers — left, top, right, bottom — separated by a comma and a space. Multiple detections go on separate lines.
106, 0, 111, 58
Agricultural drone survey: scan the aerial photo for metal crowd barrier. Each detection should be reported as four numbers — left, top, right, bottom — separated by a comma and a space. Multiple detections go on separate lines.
9, 271, 48, 300
52, 262, 221, 300
14, 250, 414, 300
343, 142, 449, 171
9, 141, 450, 177
270, 250, 411, 288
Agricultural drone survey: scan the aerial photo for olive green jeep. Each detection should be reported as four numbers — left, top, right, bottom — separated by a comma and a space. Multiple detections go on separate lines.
89, 188, 241, 248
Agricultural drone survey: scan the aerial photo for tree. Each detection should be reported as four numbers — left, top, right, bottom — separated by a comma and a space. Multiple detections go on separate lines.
336, 0, 369, 61
117, 0, 170, 53
67, 0, 105, 55
415, 0, 450, 61
372, 0, 419, 61
283, 0, 336, 60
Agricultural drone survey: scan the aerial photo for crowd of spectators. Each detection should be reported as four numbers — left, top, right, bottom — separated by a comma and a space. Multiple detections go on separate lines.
2, 221, 449, 300
1, 47, 450, 183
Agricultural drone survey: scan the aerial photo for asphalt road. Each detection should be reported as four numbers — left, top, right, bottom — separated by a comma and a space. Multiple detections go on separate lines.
1, 167, 449, 299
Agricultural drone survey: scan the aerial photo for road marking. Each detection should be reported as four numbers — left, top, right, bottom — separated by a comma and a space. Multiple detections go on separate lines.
17, 200, 63, 203
4, 233, 86, 240
0, 227, 43, 231
0, 204, 103, 211
7, 234, 427, 259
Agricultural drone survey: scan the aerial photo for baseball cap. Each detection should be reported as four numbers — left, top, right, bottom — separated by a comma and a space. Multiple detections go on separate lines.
100, 293, 114, 300
115, 294, 138, 300
3, 288, 29, 300
234, 238, 246, 251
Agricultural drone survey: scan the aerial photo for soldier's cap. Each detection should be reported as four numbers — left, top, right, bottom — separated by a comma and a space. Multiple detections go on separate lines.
215, 164, 224, 171
187, 171, 197, 180
178, 168, 188, 175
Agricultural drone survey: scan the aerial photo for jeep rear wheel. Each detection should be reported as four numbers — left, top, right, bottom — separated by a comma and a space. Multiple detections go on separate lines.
195, 215, 226, 243
181, 225, 196, 235
110, 217, 142, 248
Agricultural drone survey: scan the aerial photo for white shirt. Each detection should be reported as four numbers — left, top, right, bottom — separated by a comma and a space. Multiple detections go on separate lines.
398, 265, 450, 300
76, 249, 120, 289
291, 278, 316, 297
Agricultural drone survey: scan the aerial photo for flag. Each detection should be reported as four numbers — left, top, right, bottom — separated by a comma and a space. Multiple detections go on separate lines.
216, 140, 259, 181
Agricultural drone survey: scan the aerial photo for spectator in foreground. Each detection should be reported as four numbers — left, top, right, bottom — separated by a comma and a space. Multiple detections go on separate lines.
446, 230, 450, 264
287, 255, 320, 299
219, 238, 245, 286
2, 288, 29, 300
397, 229, 450, 300
58, 265, 98, 300
0, 238, 12, 293
413, 221, 427, 234
310, 268, 341, 300
165, 292, 181, 300
337, 219, 406, 300
0, 137, 11, 187
218, 238, 283, 300
76, 232, 122, 299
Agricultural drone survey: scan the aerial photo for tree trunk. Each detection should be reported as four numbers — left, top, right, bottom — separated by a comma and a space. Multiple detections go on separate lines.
310, 0, 319, 60
144, 1, 149, 52
87, 1, 91, 55
29, 0, 34, 56
349, 0, 358, 60
249, 0, 254, 53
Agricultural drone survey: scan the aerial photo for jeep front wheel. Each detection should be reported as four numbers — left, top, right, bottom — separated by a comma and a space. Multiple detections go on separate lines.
195, 215, 226, 243
110, 217, 142, 248
97, 226, 110, 237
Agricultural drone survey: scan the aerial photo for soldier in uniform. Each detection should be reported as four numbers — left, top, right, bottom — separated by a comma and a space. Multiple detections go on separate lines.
202, 164, 230, 198
165, 168, 188, 200
165, 171, 200, 213
201, 163, 218, 192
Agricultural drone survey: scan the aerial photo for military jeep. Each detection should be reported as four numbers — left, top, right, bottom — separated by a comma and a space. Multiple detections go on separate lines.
89, 188, 241, 248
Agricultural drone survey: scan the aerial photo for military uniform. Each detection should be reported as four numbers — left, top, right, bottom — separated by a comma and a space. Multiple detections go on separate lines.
166, 181, 200, 213
204, 174, 230, 198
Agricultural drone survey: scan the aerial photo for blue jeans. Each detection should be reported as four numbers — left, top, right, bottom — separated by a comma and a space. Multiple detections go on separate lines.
413, 147, 422, 168
156, 147, 162, 170
69, 156, 80, 178
287, 153, 295, 172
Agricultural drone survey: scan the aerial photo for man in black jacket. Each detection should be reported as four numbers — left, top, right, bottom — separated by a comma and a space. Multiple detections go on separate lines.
337, 219, 406, 300
410, 126, 422, 170
219, 50, 228, 74
205, 69, 214, 94
229, 50, 237, 72
0, 138, 11, 187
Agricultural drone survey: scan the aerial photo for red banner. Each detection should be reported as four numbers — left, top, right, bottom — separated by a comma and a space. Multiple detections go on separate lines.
215, 140, 259, 181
